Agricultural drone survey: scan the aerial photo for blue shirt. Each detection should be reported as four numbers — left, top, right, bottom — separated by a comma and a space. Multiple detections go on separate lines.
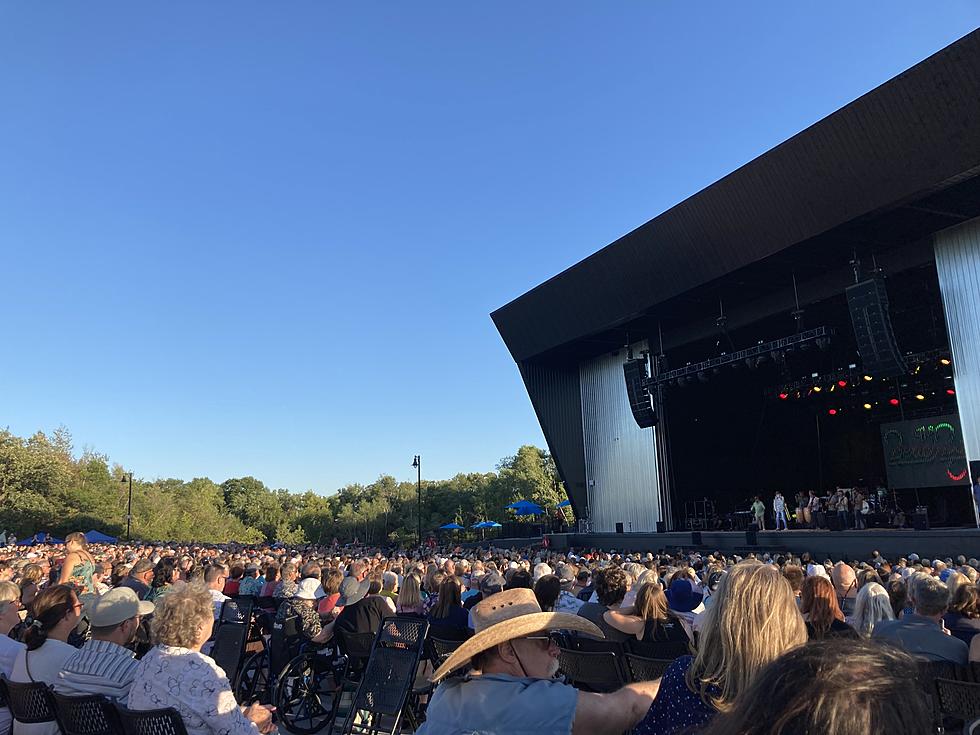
872, 614, 968, 665
417, 672, 578, 735
634, 656, 718, 735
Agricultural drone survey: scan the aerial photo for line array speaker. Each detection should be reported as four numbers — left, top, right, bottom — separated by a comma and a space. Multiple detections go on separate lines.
846, 277, 907, 378
623, 357, 658, 428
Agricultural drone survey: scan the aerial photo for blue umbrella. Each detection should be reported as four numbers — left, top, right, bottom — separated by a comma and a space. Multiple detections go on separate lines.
439, 523, 464, 530
514, 504, 544, 516
84, 530, 118, 544
471, 521, 489, 529
487, 522, 502, 528
558, 499, 571, 507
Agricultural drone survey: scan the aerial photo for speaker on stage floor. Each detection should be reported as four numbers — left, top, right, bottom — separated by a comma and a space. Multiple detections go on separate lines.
813, 511, 826, 529
827, 514, 842, 532
912, 512, 929, 531
691, 532, 702, 546
615, 522, 625, 534
656, 521, 666, 533
745, 525, 758, 546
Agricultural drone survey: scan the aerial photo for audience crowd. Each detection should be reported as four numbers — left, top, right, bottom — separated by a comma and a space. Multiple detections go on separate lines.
1, 531, 979, 735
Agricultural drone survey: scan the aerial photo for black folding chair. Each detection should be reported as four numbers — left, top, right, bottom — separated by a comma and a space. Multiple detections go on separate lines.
50, 691, 121, 735
626, 638, 690, 661
339, 617, 430, 735
625, 654, 674, 683
567, 634, 629, 686
936, 678, 980, 733
210, 621, 250, 687
1, 679, 58, 728
556, 647, 626, 693
220, 597, 254, 625
916, 660, 968, 731
114, 705, 189, 735
425, 637, 465, 668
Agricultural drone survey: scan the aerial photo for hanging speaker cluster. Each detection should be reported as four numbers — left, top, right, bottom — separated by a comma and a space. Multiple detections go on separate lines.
623, 356, 658, 428
846, 276, 907, 378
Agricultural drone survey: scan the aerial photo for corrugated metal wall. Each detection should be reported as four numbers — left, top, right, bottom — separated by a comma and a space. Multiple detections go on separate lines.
579, 344, 661, 532
935, 218, 980, 524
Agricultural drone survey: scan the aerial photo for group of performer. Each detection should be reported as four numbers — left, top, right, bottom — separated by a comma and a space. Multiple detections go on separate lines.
748, 486, 889, 531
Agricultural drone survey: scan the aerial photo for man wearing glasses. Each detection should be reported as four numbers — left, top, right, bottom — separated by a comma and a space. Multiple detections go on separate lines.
418, 587, 661, 735
205, 564, 230, 621
54, 587, 154, 704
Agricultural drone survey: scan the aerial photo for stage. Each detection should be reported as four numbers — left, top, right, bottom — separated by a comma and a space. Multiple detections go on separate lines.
543, 528, 980, 561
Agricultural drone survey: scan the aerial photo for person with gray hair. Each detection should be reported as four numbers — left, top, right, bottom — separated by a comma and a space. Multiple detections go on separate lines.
871, 572, 968, 664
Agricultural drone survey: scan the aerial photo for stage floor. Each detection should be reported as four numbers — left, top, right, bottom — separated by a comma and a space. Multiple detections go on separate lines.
544, 527, 980, 561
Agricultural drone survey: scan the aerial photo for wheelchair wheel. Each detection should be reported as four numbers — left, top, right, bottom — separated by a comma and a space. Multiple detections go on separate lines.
274, 651, 338, 734
235, 649, 271, 705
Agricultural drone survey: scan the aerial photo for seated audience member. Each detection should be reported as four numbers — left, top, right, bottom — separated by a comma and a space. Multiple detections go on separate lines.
18, 563, 44, 612
204, 564, 229, 621
801, 576, 859, 640
147, 557, 179, 602
781, 565, 804, 605
119, 560, 155, 601
553, 566, 585, 613
396, 573, 425, 616
533, 574, 561, 612
633, 561, 807, 735
418, 588, 660, 735
575, 569, 594, 601
702, 639, 933, 735
886, 578, 908, 619
237, 564, 264, 597
274, 562, 299, 599
129, 584, 275, 735
942, 582, 980, 645
259, 563, 279, 599
830, 562, 858, 617
10, 585, 83, 735
380, 571, 399, 602
333, 576, 391, 638
55, 587, 154, 703
428, 577, 469, 639
222, 564, 244, 596
849, 581, 894, 638
275, 578, 335, 645
0, 581, 26, 735
603, 581, 689, 644
317, 569, 344, 617
872, 573, 968, 665
576, 567, 632, 642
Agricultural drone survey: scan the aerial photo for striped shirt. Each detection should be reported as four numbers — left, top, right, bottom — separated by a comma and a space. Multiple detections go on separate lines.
55, 639, 139, 704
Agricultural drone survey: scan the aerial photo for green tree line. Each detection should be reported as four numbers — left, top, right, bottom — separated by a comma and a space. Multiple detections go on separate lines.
0, 427, 570, 544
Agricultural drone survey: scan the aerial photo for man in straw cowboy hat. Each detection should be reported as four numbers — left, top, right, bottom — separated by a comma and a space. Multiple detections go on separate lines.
417, 588, 660, 734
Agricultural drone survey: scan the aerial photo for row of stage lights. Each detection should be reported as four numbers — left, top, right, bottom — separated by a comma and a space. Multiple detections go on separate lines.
774, 355, 955, 415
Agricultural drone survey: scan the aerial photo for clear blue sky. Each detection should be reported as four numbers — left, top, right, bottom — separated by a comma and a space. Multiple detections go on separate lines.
2, 3, 977, 493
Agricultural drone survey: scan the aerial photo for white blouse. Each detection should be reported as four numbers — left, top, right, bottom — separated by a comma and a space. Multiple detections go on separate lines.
128, 646, 258, 735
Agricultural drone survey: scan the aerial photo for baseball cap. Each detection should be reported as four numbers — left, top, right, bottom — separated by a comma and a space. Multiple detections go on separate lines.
87, 587, 154, 627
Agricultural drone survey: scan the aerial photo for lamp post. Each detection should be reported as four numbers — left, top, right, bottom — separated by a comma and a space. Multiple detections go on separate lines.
412, 455, 421, 549
120, 472, 134, 541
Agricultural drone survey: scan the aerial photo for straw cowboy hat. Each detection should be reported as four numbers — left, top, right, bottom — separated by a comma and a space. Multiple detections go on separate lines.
430, 587, 603, 682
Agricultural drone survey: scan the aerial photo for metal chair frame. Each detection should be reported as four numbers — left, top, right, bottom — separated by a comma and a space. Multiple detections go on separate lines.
1, 678, 58, 726
114, 704, 189, 735
556, 646, 627, 693
50, 691, 122, 735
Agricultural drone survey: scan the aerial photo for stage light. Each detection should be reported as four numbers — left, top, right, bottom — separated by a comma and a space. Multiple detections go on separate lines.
889, 398, 900, 406
947, 388, 956, 395
915, 394, 925, 401
837, 380, 847, 388
778, 393, 789, 400
863, 375, 873, 382
941, 358, 951, 366
863, 403, 872, 410
813, 385, 822, 392
828, 409, 838, 415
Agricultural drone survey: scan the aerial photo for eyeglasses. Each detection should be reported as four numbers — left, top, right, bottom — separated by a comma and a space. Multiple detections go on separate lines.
518, 631, 563, 648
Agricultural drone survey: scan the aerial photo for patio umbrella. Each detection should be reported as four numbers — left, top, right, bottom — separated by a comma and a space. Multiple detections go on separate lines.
514, 503, 544, 516
439, 523, 464, 530
558, 500, 571, 507
487, 522, 502, 528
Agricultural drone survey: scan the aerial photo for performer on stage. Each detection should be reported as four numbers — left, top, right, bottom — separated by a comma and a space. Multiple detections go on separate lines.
806, 490, 820, 529
751, 495, 766, 531
773, 491, 787, 531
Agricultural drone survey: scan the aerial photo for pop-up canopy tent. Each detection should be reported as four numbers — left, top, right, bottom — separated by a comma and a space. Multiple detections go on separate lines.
84, 530, 118, 544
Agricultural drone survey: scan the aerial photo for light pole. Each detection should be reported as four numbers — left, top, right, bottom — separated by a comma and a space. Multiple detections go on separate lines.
412, 455, 421, 549
120, 472, 134, 541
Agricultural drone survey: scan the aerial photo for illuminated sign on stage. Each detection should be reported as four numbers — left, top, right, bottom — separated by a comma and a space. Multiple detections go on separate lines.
880, 414, 969, 489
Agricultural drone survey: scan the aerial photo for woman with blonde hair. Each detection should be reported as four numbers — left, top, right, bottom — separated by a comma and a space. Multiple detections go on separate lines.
633, 561, 807, 735
58, 532, 98, 597
604, 581, 688, 644
0, 581, 26, 735
396, 573, 424, 616
129, 584, 274, 735
849, 581, 894, 637
18, 564, 44, 612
